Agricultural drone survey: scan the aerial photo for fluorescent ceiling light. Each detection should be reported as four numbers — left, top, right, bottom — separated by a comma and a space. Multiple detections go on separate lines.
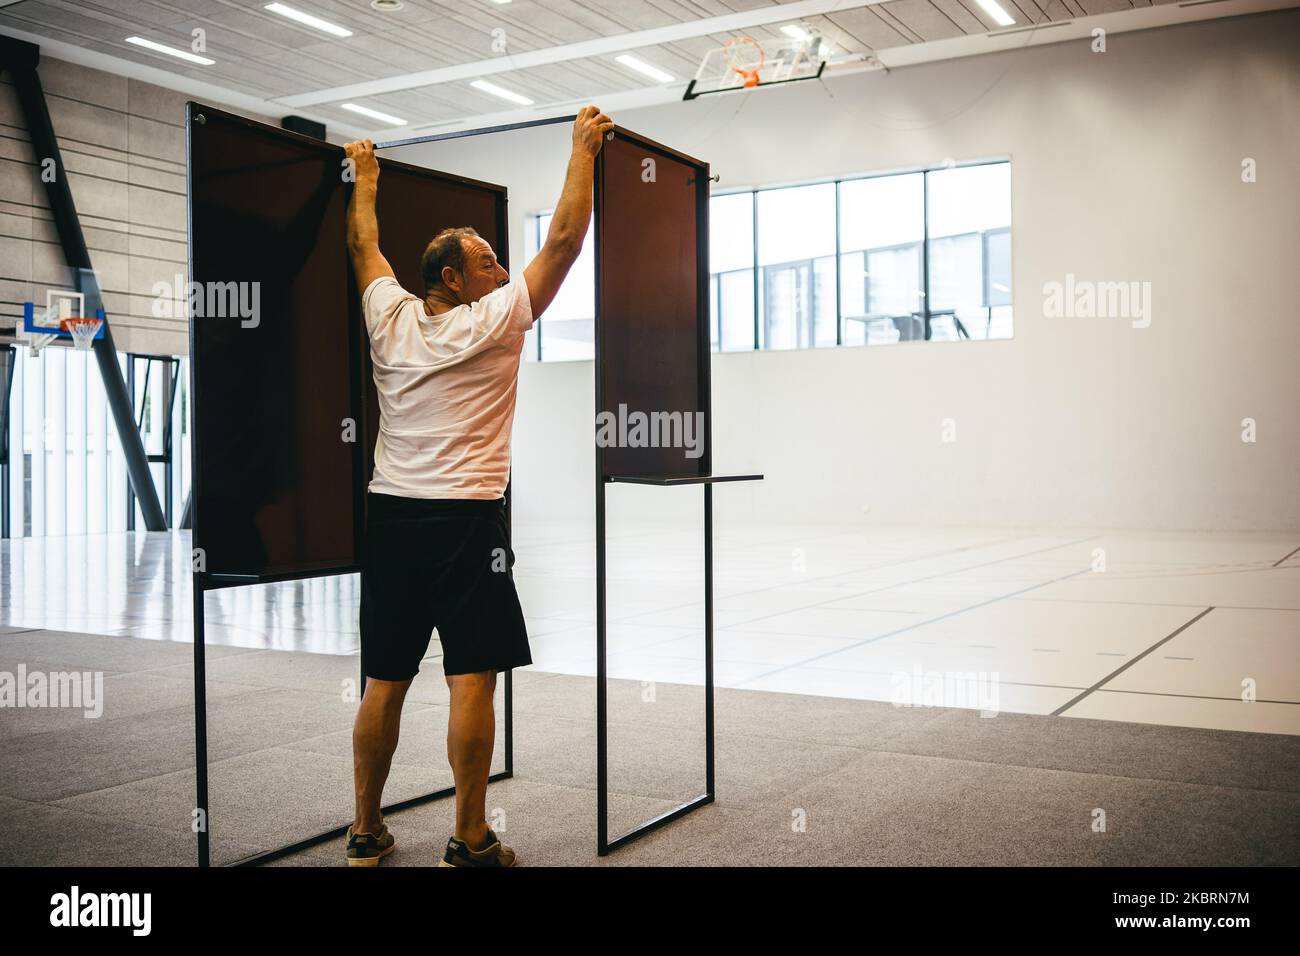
264, 3, 353, 38
781, 24, 811, 40
615, 54, 674, 84
340, 102, 406, 125
470, 79, 534, 106
124, 36, 215, 65
974, 0, 1016, 27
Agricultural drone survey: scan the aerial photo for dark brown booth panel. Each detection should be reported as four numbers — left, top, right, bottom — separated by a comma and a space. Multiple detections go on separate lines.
595, 128, 711, 479
187, 104, 507, 578
362, 162, 508, 515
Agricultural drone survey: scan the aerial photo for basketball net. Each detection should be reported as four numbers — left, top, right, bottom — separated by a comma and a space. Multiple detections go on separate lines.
724, 37, 765, 89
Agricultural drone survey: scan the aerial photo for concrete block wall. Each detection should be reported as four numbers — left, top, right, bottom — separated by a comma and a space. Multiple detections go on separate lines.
0, 53, 278, 356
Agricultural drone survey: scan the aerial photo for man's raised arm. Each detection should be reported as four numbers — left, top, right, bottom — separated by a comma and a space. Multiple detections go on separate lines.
523, 106, 614, 319
344, 138, 395, 293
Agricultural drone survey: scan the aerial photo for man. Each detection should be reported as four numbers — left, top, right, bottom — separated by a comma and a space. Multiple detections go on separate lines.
343, 106, 614, 867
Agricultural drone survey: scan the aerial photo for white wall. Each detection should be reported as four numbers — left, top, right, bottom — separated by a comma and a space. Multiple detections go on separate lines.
396, 10, 1300, 533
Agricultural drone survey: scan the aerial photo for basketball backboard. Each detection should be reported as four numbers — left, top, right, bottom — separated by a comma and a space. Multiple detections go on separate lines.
19, 289, 105, 353
684, 34, 827, 100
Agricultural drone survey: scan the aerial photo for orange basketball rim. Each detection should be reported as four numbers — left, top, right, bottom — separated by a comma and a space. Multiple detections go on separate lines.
724, 36, 765, 89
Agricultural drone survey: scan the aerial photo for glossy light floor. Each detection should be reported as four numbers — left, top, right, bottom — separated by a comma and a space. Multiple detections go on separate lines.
1, 521, 1297, 735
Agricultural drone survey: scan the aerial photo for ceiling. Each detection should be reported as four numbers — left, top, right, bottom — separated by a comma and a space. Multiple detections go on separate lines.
0, 0, 1286, 138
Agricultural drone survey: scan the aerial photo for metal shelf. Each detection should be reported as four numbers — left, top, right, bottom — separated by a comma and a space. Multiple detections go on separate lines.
605, 473, 764, 486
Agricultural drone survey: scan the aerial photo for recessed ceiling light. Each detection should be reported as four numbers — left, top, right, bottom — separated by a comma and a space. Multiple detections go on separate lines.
781, 24, 811, 40
124, 36, 215, 65
470, 79, 533, 106
340, 102, 406, 125
264, 3, 354, 38
370, 0, 403, 9
974, 0, 1016, 27
615, 54, 674, 84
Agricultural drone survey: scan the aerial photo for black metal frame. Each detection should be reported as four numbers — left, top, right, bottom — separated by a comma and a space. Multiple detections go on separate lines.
592, 127, 761, 855
185, 103, 519, 867
126, 353, 181, 528
189, 569, 516, 868
378, 115, 586, 366
682, 61, 826, 101
0, 346, 14, 538
376, 113, 578, 151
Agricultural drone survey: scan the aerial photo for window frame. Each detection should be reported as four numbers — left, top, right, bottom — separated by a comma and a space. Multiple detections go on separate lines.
524, 157, 1012, 361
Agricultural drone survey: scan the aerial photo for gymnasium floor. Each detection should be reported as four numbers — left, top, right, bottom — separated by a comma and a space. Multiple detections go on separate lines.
3, 521, 1297, 733
2, 521, 1298, 866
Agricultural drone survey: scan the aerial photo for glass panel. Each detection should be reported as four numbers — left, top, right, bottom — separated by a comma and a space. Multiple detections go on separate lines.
716, 269, 755, 352
762, 261, 808, 350
813, 255, 837, 348
757, 183, 835, 351
709, 193, 755, 351
757, 183, 836, 265
927, 163, 1013, 342
710, 192, 754, 274
533, 211, 595, 362
928, 233, 982, 314
44, 346, 63, 536
0, 345, 148, 538
520, 217, 543, 361
709, 275, 719, 351
985, 228, 1012, 310
839, 173, 924, 347
840, 250, 866, 345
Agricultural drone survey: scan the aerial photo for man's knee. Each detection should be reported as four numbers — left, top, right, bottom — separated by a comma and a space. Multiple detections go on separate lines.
362, 675, 412, 708
446, 670, 497, 695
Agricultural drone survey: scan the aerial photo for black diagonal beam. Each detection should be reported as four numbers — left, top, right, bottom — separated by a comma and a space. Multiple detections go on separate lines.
1, 346, 15, 537
1, 36, 166, 530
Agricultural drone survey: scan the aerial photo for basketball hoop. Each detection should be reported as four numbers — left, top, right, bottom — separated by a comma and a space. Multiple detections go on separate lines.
684, 35, 826, 100
19, 291, 106, 353
724, 37, 765, 89
60, 316, 103, 350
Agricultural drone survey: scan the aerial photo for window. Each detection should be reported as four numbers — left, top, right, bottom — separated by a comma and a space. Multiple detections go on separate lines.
839, 173, 924, 345
524, 211, 595, 362
757, 183, 837, 350
926, 163, 1012, 341
3, 347, 190, 537
709, 192, 755, 352
526, 159, 1012, 361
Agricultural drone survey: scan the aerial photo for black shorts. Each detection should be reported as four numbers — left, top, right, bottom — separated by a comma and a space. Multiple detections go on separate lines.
359, 493, 531, 681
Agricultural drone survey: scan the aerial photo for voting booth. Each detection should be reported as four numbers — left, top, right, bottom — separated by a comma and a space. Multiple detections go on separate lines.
186, 105, 759, 864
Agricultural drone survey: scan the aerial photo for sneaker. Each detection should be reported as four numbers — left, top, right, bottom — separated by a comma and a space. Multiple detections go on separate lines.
345, 823, 395, 867
439, 828, 517, 867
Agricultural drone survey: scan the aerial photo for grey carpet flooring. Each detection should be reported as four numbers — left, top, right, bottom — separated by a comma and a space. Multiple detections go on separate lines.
2, 628, 1297, 866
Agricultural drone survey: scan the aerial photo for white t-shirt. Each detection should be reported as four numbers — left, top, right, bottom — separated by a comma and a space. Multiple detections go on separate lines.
361, 275, 534, 499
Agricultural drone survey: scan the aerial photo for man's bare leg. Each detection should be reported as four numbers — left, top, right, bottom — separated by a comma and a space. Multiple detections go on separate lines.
446, 670, 497, 849
352, 676, 412, 834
